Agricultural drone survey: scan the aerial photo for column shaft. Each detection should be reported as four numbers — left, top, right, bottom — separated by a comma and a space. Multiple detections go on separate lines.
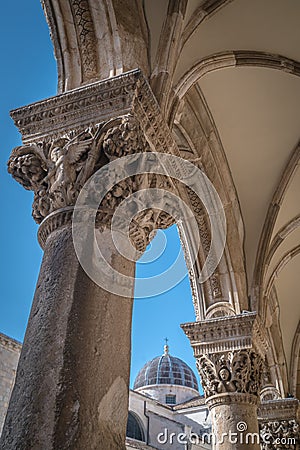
0, 225, 135, 450
208, 394, 260, 449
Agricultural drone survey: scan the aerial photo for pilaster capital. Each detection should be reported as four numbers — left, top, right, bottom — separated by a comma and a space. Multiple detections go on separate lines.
181, 313, 268, 401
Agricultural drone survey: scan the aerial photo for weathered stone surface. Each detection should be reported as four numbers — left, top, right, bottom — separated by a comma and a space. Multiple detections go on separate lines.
258, 398, 300, 450
182, 313, 267, 450
207, 394, 260, 450
0, 335, 21, 435
0, 225, 134, 449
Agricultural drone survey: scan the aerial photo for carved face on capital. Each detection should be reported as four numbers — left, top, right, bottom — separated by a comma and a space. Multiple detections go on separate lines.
50, 146, 64, 163
219, 367, 230, 382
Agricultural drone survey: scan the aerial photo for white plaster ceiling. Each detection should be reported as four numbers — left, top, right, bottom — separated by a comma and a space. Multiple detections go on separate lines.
198, 67, 300, 283
175, 0, 300, 83
143, 0, 169, 68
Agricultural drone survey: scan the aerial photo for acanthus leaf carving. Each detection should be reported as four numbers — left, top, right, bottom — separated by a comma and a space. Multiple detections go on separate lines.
8, 111, 177, 252
8, 115, 153, 224
259, 419, 299, 449
8, 125, 103, 223
102, 115, 148, 160
196, 349, 264, 398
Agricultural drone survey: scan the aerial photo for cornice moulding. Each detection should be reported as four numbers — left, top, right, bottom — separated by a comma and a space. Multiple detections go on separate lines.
11, 70, 143, 143
258, 398, 299, 421
181, 312, 268, 356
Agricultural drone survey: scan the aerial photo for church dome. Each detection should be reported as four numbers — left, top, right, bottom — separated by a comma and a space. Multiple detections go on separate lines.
133, 344, 199, 392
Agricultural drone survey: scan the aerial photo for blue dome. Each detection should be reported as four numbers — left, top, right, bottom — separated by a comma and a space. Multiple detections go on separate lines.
133, 351, 199, 391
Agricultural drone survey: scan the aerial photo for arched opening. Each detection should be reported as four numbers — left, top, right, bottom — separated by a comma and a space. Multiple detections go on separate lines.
128, 225, 210, 449
131, 224, 201, 392
126, 411, 145, 442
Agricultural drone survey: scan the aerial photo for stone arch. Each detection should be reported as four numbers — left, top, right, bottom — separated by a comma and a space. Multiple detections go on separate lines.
290, 322, 300, 398
171, 83, 248, 318
253, 143, 300, 315
3, 1, 300, 448
167, 51, 300, 124
43, 0, 150, 92
264, 246, 300, 300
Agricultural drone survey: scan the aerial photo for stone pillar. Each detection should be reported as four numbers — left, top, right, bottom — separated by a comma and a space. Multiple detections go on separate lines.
182, 312, 268, 450
1, 70, 173, 449
258, 398, 299, 449
1, 221, 135, 450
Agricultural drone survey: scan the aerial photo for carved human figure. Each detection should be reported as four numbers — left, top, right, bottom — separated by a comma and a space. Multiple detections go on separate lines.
217, 366, 236, 393
46, 135, 93, 198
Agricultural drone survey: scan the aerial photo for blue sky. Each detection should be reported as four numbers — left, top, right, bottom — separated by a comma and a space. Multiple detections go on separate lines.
0, 1, 200, 391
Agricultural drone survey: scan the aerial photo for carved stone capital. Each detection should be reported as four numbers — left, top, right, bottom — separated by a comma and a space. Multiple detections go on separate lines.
182, 313, 268, 403
9, 70, 187, 246
128, 209, 175, 253
8, 115, 149, 224
196, 348, 264, 399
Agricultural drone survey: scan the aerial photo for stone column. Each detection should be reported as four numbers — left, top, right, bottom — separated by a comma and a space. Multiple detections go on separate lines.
258, 398, 299, 449
182, 312, 268, 450
1, 70, 168, 450
1, 220, 135, 450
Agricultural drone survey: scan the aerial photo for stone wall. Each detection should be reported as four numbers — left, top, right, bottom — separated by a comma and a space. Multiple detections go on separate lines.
0, 333, 21, 434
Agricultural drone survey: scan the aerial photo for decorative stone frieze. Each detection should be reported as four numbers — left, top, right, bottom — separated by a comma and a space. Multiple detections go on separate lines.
258, 398, 299, 423
181, 312, 268, 357
260, 420, 299, 449
10, 70, 141, 141
69, 0, 98, 81
258, 399, 299, 449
